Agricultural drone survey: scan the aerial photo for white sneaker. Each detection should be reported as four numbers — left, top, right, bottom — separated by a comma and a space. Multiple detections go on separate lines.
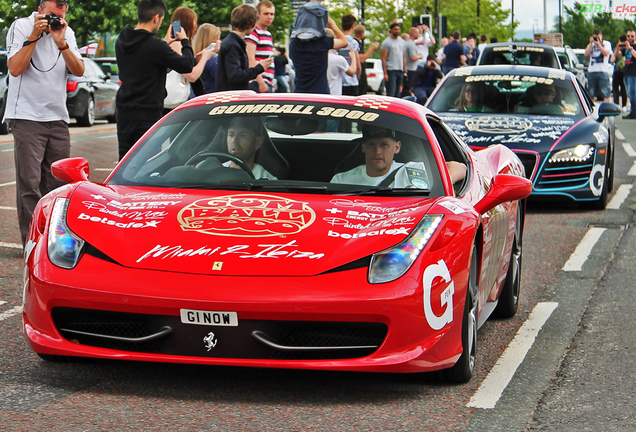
624, 106, 631, 113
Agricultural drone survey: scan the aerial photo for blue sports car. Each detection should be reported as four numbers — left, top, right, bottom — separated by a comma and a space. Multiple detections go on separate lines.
426, 65, 621, 209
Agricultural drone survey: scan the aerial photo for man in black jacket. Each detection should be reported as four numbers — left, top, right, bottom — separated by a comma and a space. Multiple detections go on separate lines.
216, 4, 272, 92
115, 0, 195, 160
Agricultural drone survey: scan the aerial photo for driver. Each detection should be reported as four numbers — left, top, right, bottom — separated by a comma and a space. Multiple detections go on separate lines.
531, 83, 557, 105
224, 117, 277, 179
331, 126, 466, 188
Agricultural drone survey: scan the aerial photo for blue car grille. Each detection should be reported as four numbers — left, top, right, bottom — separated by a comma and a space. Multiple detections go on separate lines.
534, 151, 595, 190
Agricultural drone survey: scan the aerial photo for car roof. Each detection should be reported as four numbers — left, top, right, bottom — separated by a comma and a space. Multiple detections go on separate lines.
484, 42, 557, 51
445, 64, 571, 77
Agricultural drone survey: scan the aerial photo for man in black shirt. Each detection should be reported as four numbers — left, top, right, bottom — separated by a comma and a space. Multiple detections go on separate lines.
115, 0, 195, 160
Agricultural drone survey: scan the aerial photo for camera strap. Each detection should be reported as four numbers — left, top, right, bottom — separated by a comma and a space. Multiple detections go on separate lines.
30, 51, 62, 73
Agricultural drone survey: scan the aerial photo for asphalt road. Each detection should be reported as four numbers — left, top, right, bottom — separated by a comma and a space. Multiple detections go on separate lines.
0, 118, 634, 431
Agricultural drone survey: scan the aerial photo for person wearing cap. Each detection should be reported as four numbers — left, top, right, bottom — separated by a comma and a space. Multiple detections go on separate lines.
223, 117, 277, 180
331, 126, 466, 187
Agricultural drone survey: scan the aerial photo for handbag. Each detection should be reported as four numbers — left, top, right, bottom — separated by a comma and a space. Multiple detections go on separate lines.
164, 69, 191, 109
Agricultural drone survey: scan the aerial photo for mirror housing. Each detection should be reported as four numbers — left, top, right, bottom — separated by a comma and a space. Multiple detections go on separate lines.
597, 102, 621, 122
474, 174, 532, 215
51, 157, 90, 183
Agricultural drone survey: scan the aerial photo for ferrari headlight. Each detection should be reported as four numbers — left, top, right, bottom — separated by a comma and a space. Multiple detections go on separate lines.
48, 198, 85, 269
368, 215, 443, 284
548, 144, 594, 163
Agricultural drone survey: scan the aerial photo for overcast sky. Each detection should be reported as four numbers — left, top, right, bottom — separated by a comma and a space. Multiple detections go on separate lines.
501, 0, 579, 33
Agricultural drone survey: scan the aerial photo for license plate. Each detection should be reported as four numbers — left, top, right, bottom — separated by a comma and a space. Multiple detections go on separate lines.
180, 309, 239, 326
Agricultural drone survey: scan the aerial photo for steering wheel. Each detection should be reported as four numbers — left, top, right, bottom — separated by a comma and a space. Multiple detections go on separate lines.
527, 103, 563, 115
185, 152, 255, 179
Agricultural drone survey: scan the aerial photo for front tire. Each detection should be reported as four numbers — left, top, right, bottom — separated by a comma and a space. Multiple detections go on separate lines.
444, 246, 478, 383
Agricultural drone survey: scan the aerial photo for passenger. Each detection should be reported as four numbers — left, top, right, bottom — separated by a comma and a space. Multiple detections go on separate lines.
224, 117, 277, 179
331, 126, 466, 187
453, 82, 494, 113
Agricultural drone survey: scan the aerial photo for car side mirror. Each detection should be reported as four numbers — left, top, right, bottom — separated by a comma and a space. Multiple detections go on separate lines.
474, 174, 532, 215
576, 64, 585, 70
597, 102, 621, 122
51, 157, 90, 183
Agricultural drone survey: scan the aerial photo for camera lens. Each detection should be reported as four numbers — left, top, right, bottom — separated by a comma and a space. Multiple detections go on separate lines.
593, 36, 598, 41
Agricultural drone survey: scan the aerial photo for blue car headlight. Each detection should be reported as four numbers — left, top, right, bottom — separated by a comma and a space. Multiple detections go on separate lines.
368, 215, 443, 284
48, 198, 85, 269
548, 144, 594, 163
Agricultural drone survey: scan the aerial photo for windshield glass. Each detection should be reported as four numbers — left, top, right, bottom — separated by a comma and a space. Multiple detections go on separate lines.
427, 73, 584, 117
479, 45, 560, 69
109, 102, 445, 196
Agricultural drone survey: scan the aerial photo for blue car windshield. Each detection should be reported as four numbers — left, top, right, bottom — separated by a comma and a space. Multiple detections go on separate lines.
428, 74, 585, 117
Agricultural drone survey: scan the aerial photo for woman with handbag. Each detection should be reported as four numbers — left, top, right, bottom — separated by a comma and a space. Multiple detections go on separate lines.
164, 7, 213, 110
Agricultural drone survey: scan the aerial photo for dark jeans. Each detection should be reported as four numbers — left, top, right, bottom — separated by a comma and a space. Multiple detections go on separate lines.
613, 70, 626, 106
117, 118, 157, 160
386, 70, 404, 97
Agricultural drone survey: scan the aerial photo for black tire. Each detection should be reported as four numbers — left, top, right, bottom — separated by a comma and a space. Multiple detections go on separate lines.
444, 245, 478, 383
376, 81, 385, 95
493, 205, 522, 318
77, 95, 95, 127
606, 141, 615, 193
0, 94, 10, 135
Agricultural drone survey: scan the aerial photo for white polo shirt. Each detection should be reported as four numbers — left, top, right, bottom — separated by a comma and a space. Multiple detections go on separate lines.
331, 161, 431, 189
222, 161, 277, 180
4, 12, 82, 123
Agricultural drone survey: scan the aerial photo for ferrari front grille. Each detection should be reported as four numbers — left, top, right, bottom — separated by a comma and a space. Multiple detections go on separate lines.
51, 307, 387, 361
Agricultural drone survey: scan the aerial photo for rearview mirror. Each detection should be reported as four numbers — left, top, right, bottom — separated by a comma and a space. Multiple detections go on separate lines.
474, 174, 532, 214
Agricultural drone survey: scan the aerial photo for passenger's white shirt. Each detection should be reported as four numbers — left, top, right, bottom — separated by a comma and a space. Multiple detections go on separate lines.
222, 161, 277, 180
4, 12, 82, 122
331, 161, 430, 189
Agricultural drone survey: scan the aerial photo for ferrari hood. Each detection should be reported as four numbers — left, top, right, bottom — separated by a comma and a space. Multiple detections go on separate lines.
64, 184, 436, 276
438, 112, 579, 150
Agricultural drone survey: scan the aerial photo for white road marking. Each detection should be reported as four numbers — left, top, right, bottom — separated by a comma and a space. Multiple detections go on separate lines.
467, 302, 559, 409
0, 206, 16, 211
1, 148, 13, 153
616, 129, 625, 140
94, 168, 113, 172
0, 242, 22, 249
563, 227, 606, 271
0, 181, 16, 187
623, 142, 636, 157
0, 305, 23, 322
607, 184, 633, 209
628, 161, 636, 176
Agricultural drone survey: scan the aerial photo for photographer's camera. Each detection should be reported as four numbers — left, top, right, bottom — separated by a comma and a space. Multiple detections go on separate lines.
45, 14, 62, 30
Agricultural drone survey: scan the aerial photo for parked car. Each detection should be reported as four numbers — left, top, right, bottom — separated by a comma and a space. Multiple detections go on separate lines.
0, 51, 10, 134
91, 57, 120, 83
24, 92, 531, 383
572, 48, 588, 67
477, 42, 562, 69
67, 57, 119, 126
554, 46, 588, 88
365, 58, 385, 94
426, 64, 621, 209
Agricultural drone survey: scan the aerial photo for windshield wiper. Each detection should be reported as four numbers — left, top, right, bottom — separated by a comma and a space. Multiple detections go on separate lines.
345, 187, 431, 196
243, 183, 329, 192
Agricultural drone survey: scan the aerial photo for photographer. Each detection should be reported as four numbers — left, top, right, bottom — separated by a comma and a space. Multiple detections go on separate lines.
621, 30, 636, 119
411, 54, 443, 105
584, 29, 612, 102
3, 0, 84, 247
612, 34, 628, 110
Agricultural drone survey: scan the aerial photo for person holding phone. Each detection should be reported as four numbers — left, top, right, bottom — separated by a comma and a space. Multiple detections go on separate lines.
246, 0, 276, 93
165, 7, 213, 103
216, 4, 272, 91
115, 0, 195, 159
192, 23, 221, 94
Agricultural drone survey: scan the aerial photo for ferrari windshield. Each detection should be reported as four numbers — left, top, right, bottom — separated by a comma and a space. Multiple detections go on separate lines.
427, 72, 584, 117
109, 102, 445, 196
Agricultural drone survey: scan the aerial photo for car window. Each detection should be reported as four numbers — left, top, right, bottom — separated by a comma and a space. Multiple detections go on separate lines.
427, 73, 584, 116
110, 103, 445, 197
87, 60, 107, 80
479, 45, 560, 69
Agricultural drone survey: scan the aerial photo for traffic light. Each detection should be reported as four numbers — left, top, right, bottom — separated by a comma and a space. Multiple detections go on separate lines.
412, 14, 432, 29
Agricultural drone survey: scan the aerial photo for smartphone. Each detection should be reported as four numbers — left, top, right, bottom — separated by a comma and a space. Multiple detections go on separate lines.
171, 20, 181, 38
208, 42, 216, 50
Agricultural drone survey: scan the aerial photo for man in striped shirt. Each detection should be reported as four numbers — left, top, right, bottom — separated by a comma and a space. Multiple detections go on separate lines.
246, 0, 275, 93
